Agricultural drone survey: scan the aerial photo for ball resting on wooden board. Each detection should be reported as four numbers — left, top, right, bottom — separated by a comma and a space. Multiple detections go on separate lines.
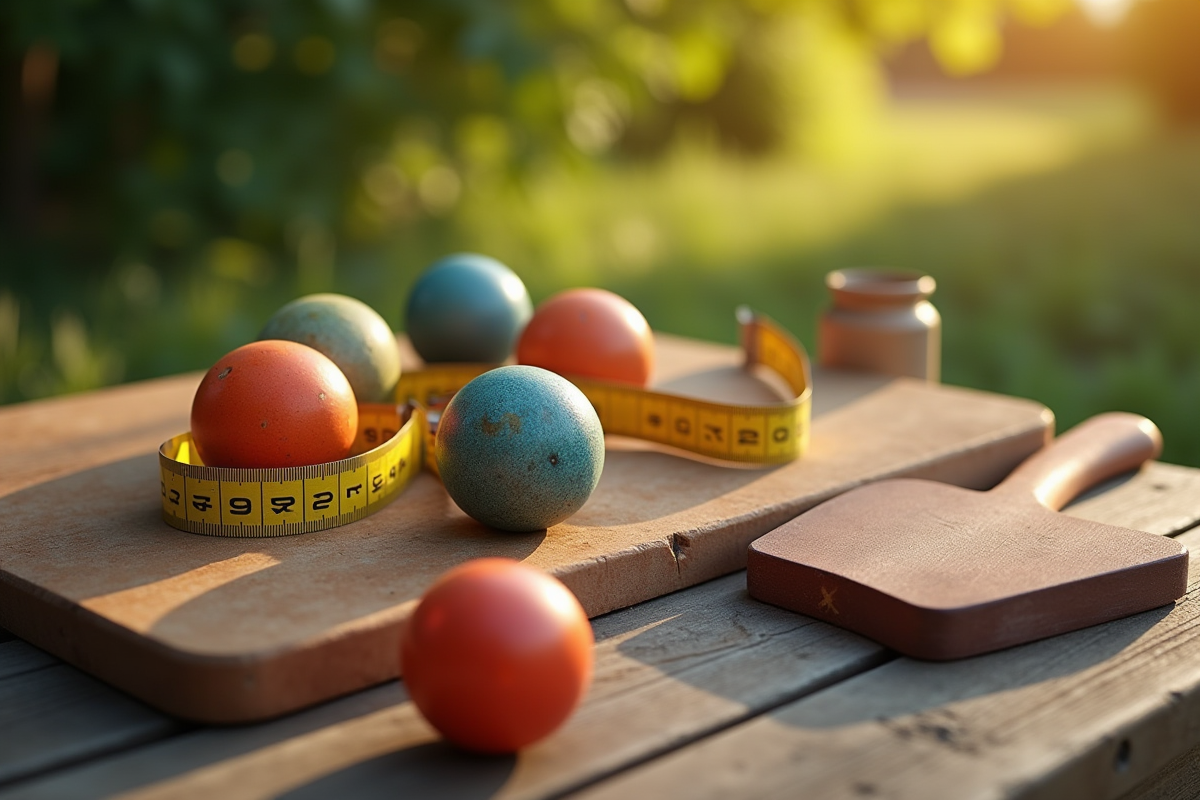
405, 253, 533, 363
258, 293, 401, 403
435, 366, 605, 532
517, 288, 655, 386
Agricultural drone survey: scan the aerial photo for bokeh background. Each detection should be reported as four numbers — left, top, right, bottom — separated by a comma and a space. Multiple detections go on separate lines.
3, 0, 1199, 462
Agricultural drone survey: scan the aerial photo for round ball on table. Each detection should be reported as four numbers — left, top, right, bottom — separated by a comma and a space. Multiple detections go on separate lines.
405, 253, 533, 363
436, 366, 604, 532
258, 293, 402, 403
190, 340, 358, 468
400, 557, 594, 753
517, 288, 654, 386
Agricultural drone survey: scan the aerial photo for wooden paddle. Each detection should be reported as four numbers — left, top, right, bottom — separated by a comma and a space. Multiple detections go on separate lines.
747, 413, 1189, 660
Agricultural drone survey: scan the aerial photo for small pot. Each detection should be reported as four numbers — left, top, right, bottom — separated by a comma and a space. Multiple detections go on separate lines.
818, 268, 941, 382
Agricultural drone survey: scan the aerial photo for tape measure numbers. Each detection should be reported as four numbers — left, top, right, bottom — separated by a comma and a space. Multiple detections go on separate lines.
159, 404, 424, 537
574, 308, 810, 464
158, 308, 811, 537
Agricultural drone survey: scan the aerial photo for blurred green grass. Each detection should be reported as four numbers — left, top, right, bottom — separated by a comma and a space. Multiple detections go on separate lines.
5, 84, 1200, 466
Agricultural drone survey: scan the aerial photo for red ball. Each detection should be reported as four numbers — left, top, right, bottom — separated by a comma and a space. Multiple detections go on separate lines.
517, 288, 654, 386
401, 558, 594, 753
190, 340, 358, 468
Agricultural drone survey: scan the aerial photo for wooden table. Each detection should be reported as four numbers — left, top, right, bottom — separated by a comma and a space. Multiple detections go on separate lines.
4, 386, 1200, 798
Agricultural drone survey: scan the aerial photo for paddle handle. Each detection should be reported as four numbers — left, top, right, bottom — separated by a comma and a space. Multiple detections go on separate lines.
994, 412, 1162, 511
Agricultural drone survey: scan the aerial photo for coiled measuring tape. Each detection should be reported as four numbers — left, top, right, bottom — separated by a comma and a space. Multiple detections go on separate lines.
158, 308, 811, 537
159, 404, 428, 537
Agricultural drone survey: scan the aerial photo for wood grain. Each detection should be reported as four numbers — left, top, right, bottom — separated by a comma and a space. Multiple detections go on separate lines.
0, 334, 1051, 723
0, 665, 180, 787
0, 641, 57, 681
1116, 738, 1200, 800
570, 486, 1200, 800
1064, 462, 1200, 536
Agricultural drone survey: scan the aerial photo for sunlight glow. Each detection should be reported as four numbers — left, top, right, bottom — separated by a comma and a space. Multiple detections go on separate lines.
1077, 0, 1135, 26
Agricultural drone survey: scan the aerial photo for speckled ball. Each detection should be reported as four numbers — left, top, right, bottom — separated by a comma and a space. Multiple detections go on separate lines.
405, 253, 533, 363
436, 366, 605, 532
259, 293, 401, 403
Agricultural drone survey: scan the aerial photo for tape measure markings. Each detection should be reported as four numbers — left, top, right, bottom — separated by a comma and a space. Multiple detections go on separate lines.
159, 404, 422, 537
567, 310, 811, 464
397, 365, 491, 408
570, 382, 801, 464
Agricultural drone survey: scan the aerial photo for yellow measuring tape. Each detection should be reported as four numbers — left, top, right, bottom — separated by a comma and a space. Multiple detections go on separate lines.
159, 404, 427, 537
158, 308, 811, 537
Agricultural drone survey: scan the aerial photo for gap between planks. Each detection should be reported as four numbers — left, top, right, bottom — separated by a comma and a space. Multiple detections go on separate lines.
0, 665, 184, 788
1115, 736, 1200, 800
0, 640, 58, 681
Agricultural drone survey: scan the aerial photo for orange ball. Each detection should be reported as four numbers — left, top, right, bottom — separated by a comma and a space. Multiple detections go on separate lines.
401, 558, 594, 753
190, 340, 358, 468
516, 288, 654, 386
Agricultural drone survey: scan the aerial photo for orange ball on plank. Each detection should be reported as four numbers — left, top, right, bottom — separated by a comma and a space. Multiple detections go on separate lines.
190, 340, 358, 468
400, 558, 594, 753
517, 288, 654, 386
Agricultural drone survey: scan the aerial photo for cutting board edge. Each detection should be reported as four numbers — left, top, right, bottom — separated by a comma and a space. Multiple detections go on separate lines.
0, 569, 406, 723
0, 533, 691, 723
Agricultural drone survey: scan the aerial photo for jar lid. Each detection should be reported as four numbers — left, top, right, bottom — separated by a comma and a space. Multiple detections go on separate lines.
826, 269, 935, 309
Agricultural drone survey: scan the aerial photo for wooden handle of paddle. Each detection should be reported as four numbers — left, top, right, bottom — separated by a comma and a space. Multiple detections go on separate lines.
995, 412, 1162, 511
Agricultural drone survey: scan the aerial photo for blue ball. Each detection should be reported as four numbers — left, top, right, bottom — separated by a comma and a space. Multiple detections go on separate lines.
405, 253, 533, 363
436, 366, 605, 532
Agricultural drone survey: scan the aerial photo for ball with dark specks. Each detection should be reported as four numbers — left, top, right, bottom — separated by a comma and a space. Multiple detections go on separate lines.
436, 366, 605, 532
405, 253, 533, 363
259, 293, 401, 402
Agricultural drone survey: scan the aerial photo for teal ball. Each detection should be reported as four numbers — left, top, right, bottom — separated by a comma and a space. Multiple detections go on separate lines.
406, 253, 533, 363
259, 294, 402, 403
436, 366, 605, 532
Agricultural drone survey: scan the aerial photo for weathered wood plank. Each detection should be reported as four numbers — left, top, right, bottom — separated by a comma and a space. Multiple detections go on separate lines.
0, 374, 200, 498
1065, 461, 1200, 536
1117, 737, 1200, 800
0, 574, 886, 800
0, 683, 412, 800
568, 523, 1200, 800
0, 641, 57, 681
0, 665, 181, 787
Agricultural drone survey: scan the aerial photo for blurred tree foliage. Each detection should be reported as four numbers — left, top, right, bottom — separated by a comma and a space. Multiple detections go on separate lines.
1, 0, 1069, 278
0, 0, 1071, 403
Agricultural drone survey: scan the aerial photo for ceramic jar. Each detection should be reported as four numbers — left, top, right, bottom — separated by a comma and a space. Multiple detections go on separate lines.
818, 269, 941, 382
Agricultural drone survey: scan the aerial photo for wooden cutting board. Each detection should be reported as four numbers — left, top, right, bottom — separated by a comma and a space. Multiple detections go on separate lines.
0, 334, 1051, 723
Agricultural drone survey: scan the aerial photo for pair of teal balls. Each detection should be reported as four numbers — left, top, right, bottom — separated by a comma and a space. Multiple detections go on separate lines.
407, 254, 605, 533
